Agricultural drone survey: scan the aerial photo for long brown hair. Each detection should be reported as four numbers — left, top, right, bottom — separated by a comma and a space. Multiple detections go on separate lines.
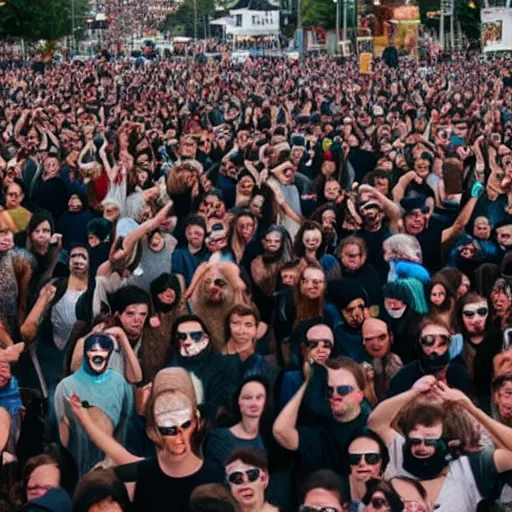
294, 263, 325, 325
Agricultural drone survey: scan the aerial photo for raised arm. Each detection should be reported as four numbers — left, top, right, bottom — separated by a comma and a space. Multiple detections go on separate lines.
20, 282, 57, 343
273, 377, 309, 451
392, 171, 419, 203
368, 375, 436, 446
67, 393, 141, 466
104, 327, 142, 384
441, 194, 479, 245
359, 184, 402, 232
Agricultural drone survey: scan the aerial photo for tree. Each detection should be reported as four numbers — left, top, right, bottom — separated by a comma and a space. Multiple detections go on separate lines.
0, 0, 90, 42
165, 0, 215, 38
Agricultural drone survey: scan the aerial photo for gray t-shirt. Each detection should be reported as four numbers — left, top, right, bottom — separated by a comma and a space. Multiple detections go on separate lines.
385, 434, 498, 512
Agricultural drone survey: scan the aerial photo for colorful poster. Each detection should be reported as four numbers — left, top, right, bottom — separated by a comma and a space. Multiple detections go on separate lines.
481, 8, 512, 52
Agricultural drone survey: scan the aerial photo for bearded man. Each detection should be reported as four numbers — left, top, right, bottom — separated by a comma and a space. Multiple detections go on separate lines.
186, 262, 251, 352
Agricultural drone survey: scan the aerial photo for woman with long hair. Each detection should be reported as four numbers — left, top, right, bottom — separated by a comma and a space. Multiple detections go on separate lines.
228, 211, 257, 264
427, 273, 457, 330
205, 375, 273, 468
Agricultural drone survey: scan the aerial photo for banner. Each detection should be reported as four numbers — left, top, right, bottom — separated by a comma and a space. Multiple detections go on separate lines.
481, 8, 512, 52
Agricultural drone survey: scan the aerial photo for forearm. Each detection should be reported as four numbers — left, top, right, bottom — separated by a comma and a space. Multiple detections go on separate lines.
273, 380, 308, 450
464, 400, 512, 450
20, 297, 48, 342
119, 339, 143, 384
392, 174, 416, 203
441, 197, 478, 244
368, 388, 420, 432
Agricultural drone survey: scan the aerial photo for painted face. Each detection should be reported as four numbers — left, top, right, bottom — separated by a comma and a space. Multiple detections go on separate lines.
31, 221, 52, 250
177, 320, 209, 357
262, 230, 282, 254
430, 284, 446, 307
5, 183, 24, 209
300, 268, 326, 300
492, 291, 511, 316
230, 314, 258, 346
363, 322, 391, 358
494, 381, 512, 421
473, 217, 491, 240
341, 298, 365, 329
118, 303, 149, 341
43, 157, 60, 180
419, 324, 451, 357
365, 491, 391, 512
26, 464, 60, 502
348, 437, 383, 482
84, 335, 114, 376
202, 268, 229, 304
238, 380, 266, 420
281, 268, 298, 287
341, 243, 363, 271
407, 422, 443, 459
69, 247, 89, 275
326, 367, 362, 420
237, 216, 255, 243
226, 460, 267, 509
238, 176, 255, 197
154, 393, 194, 457
321, 210, 336, 233
462, 300, 488, 335
305, 324, 334, 364
459, 243, 476, 260
205, 225, 228, 253
303, 228, 322, 253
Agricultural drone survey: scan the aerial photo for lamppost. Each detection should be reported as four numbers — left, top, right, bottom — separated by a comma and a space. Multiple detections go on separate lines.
333, 0, 340, 53
71, 0, 76, 55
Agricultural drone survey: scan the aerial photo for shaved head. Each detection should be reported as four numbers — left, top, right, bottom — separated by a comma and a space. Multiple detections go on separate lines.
362, 318, 391, 358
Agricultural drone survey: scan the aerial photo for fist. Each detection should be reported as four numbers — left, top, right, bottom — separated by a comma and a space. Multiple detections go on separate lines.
412, 375, 437, 393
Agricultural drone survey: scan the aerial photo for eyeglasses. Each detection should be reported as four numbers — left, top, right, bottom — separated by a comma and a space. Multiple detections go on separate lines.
462, 307, 488, 318
157, 419, 192, 437
406, 437, 444, 448
419, 334, 450, 348
227, 468, 261, 485
326, 385, 354, 397
299, 506, 342, 512
306, 339, 333, 350
348, 452, 382, 465
204, 278, 227, 287
301, 278, 325, 286
176, 331, 204, 342
368, 498, 389, 510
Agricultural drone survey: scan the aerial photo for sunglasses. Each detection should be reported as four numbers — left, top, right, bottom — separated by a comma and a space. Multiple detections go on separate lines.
157, 419, 192, 437
419, 334, 450, 348
406, 437, 445, 448
176, 331, 204, 342
326, 385, 354, 398
227, 468, 261, 485
369, 498, 388, 510
299, 507, 342, 512
348, 452, 382, 465
462, 307, 488, 318
306, 339, 333, 350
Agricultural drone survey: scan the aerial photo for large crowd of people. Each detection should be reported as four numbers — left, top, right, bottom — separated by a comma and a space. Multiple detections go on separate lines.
1, 47, 512, 512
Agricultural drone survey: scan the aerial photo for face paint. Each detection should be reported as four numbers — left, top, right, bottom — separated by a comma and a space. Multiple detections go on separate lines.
155, 408, 193, 434
177, 329, 209, 358
385, 305, 407, 319
83, 334, 114, 376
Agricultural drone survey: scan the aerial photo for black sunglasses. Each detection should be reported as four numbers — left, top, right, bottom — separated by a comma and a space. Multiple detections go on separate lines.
157, 419, 192, 437
326, 385, 354, 398
348, 452, 382, 465
419, 334, 450, 347
306, 339, 333, 350
299, 507, 342, 512
406, 437, 445, 448
227, 468, 261, 485
176, 331, 204, 342
462, 307, 488, 318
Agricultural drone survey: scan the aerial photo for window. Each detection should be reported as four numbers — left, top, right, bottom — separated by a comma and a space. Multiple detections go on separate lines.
235, 14, 242, 26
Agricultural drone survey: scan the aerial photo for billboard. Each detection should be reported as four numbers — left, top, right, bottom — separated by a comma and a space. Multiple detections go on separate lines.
481, 8, 512, 52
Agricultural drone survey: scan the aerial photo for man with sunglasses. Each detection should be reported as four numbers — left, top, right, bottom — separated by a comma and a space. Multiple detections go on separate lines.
299, 469, 346, 512
387, 317, 471, 398
169, 314, 241, 422
225, 447, 278, 512
273, 356, 370, 477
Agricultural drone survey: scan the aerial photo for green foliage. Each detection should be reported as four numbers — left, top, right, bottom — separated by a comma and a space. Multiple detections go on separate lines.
301, 0, 356, 30
0, 0, 90, 42
165, 0, 215, 37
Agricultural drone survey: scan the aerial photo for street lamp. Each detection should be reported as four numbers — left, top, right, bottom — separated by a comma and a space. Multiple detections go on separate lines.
333, 0, 340, 54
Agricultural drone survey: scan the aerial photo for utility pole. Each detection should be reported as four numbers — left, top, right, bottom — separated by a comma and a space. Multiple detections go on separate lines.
334, 0, 340, 53
71, 0, 76, 55
194, 0, 198, 41
439, 8, 444, 50
449, 0, 455, 50
297, 0, 303, 56
343, 0, 347, 52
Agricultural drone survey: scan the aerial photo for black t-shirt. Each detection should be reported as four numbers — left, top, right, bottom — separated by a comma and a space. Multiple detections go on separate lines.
114, 457, 224, 511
